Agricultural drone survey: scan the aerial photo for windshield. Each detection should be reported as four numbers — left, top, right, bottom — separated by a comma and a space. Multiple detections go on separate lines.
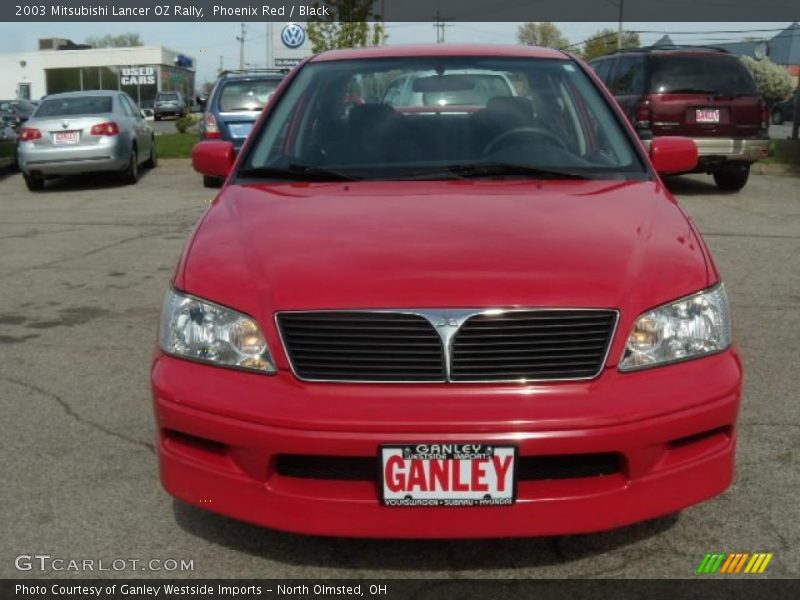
649, 55, 759, 95
241, 57, 644, 181
219, 79, 282, 112
36, 96, 113, 117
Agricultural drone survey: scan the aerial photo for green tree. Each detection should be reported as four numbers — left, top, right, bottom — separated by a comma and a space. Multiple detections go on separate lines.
740, 56, 794, 102
306, 0, 386, 54
517, 22, 569, 49
580, 29, 640, 60
85, 33, 143, 48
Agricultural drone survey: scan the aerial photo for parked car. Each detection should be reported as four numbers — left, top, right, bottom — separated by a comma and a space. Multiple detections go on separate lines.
0, 111, 19, 171
0, 99, 38, 125
771, 90, 798, 125
199, 69, 287, 187
17, 91, 156, 191
157, 44, 742, 538
381, 69, 518, 109
588, 46, 769, 191
153, 92, 186, 121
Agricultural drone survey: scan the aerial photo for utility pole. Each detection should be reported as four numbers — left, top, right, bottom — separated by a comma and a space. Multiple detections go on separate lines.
218, 55, 224, 75
617, 0, 624, 49
432, 11, 453, 43
236, 23, 247, 70
792, 76, 799, 140
265, 23, 273, 68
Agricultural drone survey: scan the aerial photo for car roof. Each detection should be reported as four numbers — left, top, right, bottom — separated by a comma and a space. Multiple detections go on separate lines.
598, 45, 731, 58
312, 44, 568, 62
218, 70, 287, 81
41, 91, 120, 99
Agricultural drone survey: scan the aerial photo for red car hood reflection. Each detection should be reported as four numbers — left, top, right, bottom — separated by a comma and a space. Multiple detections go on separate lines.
179, 179, 709, 317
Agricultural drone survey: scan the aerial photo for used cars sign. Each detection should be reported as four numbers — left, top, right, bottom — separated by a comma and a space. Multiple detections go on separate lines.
120, 67, 156, 86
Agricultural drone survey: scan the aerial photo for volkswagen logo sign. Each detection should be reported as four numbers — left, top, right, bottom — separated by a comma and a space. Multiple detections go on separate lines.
281, 23, 306, 49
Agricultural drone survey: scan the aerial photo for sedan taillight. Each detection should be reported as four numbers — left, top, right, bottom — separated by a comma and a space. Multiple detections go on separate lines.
204, 114, 221, 139
91, 121, 120, 136
19, 127, 42, 142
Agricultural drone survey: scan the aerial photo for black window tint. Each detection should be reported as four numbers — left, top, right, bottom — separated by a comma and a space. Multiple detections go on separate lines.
611, 56, 644, 95
649, 55, 758, 95
591, 59, 612, 84
36, 96, 113, 117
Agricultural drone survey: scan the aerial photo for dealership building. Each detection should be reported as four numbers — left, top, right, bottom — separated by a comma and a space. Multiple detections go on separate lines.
0, 38, 195, 106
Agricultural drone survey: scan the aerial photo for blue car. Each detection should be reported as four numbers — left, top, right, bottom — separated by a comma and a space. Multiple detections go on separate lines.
199, 69, 287, 187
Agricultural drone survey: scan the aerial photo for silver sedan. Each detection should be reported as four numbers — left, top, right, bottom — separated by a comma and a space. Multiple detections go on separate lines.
17, 91, 156, 191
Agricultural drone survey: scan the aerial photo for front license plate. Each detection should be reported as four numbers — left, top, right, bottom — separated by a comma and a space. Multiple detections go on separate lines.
380, 443, 516, 507
53, 131, 79, 144
696, 109, 720, 123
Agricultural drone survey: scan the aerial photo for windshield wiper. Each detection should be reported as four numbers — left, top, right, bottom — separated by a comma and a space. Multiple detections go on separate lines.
237, 164, 361, 182
401, 163, 590, 180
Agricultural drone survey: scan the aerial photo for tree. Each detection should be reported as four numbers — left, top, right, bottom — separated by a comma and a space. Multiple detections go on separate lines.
86, 33, 143, 48
517, 22, 569, 49
580, 29, 640, 60
306, 0, 386, 54
740, 56, 794, 103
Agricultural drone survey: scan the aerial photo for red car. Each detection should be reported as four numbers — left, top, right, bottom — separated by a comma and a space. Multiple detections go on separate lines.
153, 44, 742, 538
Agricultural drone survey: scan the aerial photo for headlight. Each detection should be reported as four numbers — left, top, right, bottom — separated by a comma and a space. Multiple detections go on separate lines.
159, 288, 276, 374
619, 284, 731, 372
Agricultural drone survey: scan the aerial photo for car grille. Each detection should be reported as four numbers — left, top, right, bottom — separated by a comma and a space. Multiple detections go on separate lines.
277, 312, 446, 382
275, 453, 621, 481
276, 309, 617, 383
450, 310, 617, 382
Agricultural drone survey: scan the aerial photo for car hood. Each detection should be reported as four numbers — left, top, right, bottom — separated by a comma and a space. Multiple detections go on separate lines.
179, 179, 710, 352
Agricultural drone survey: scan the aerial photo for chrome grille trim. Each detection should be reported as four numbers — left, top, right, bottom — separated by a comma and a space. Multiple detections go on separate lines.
276, 308, 619, 384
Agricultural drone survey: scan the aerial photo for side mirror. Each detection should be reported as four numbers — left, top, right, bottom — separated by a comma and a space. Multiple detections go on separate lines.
649, 137, 698, 175
192, 140, 235, 179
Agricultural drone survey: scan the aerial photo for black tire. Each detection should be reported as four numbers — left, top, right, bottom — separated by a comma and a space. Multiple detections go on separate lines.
122, 148, 139, 185
143, 138, 157, 169
24, 173, 44, 191
771, 110, 784, 125
203, 175, 223, 188
713, 162, 750, 192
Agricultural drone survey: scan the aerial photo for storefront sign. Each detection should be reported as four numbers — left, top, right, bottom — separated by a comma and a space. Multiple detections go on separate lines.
121, 66, 156, 85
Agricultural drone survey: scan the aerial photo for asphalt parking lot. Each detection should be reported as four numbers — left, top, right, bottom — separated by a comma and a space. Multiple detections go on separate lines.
1, 161, 798, 579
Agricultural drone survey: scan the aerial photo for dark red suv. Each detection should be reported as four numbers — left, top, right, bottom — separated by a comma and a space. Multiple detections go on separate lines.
589, 46, 769, 191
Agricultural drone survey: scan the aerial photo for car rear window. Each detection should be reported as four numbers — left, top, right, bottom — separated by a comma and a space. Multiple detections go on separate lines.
157, 93, 180, 101
218, 79, 282, 112
649, 54, 758, 95
383, 72, 516, 108
35, 96, 113, 117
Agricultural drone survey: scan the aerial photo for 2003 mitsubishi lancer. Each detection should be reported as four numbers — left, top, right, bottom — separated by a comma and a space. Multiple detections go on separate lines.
152, 44, 742, 538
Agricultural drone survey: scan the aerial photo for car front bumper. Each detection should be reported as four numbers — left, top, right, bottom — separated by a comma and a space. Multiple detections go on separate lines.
152, 349, 742, 538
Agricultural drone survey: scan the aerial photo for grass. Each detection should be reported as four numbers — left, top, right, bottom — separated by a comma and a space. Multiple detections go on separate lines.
155, 133, 197, 159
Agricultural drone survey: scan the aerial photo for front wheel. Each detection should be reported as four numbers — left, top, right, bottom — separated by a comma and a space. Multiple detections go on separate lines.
771, 110, 784, 125
713, 162, 750, 192
24, 173, 44, 191
122, 148, 139, 185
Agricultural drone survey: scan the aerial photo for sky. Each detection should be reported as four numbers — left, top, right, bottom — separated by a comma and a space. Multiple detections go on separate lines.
0, 21, 793, 86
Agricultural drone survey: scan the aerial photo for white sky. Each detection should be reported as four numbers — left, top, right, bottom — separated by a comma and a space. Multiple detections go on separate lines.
0, 21, 792, 86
